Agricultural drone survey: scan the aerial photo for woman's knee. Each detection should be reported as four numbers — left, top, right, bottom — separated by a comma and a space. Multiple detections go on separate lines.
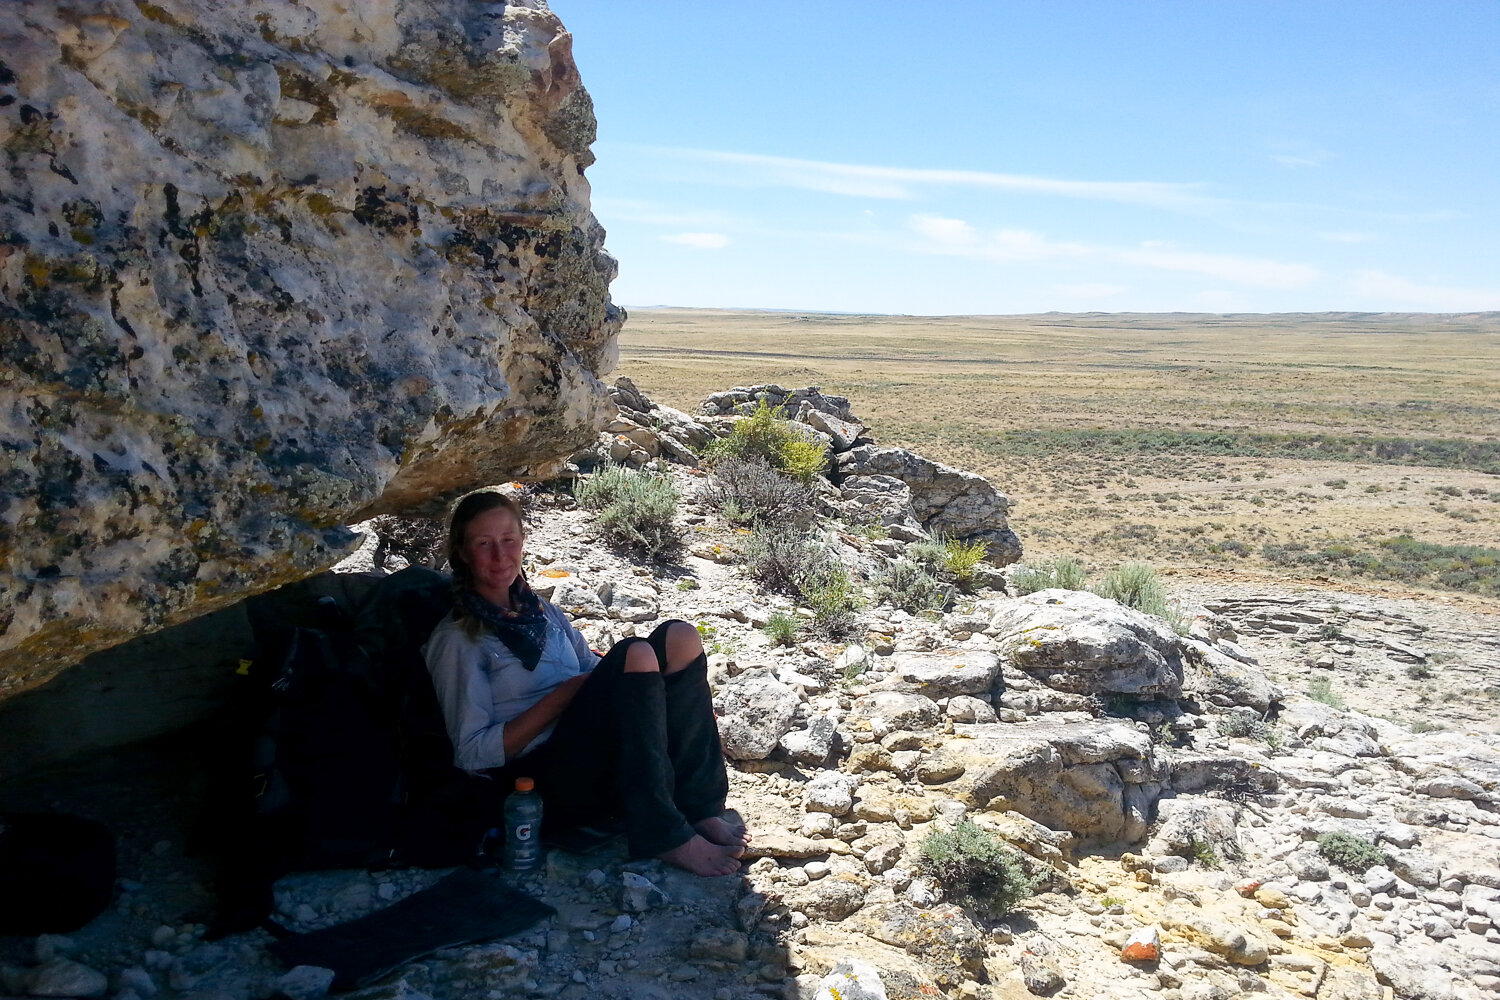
661, 620, 704, 670
621, 638, 661, 674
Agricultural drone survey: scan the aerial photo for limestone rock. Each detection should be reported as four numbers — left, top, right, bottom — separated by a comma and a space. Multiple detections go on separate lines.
890, 650, 1001, 699
0, 0, 620, 687
848, 691, 942, 732
714, 671, 798, 760
779, 715, 839, 765
989, 590, 1186, 701
701, 384, 856, 422
1147, 797, 1244, 867
835, 476, 926, 541
24, 958, 108, 998
803, 410, 865, 452
1018, 950, 1066, 995
804, 772, 860, 816
782, 875, 868, 922
940, 719, 1160, 842
813, 959, 886, 1000
273, 966, 336, 1000
834, 445, 1021, 564
1162, 904, 1269, 965
1120, 925, 1160, 962
1368, 945, 1458, 999
945, 695, 997, 723
852, 902, 987, 987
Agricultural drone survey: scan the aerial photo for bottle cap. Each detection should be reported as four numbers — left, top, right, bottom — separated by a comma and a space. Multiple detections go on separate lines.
515, 777, 534, 792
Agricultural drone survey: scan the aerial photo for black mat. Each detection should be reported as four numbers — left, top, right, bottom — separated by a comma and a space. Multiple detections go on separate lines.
268, 867, 555, 990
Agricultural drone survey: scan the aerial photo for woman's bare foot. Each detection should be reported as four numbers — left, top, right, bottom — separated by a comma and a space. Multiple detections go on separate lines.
694, 816, 751, 851
659, 835, 742, 877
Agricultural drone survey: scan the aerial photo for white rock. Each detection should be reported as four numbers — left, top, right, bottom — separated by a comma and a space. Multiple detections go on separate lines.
804, 772, 860, 816
273, 966, 336, 1000
25, 959, 108, 999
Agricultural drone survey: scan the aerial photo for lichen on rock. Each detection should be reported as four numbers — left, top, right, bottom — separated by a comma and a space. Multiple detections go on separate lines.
0, 0, 620, 688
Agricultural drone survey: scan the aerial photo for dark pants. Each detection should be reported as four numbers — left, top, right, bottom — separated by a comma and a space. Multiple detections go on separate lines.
484, 621, 728, 858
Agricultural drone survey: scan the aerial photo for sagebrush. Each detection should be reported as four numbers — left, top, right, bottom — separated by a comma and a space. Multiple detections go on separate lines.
700, 453, 815, 526
1093, 561, 1189, 633
875, 559, 949, 614
740, 525, 863, 640
574, 464, 682, 561
1317, 831, 1386, 874
919, 820, 1042, 920
1011, 556, 1088, 595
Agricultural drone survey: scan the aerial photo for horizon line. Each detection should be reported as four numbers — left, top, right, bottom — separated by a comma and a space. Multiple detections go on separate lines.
618, 304, 1500, 320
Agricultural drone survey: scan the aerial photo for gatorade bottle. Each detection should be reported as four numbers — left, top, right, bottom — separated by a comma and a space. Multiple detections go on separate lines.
502, 777, 543, 871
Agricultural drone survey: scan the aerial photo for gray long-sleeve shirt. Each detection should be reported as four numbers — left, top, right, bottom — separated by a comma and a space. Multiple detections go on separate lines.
422, 601, 599, 773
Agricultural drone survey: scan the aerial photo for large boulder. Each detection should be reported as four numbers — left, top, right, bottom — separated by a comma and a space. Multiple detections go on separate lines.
832, 475, 925, 541
990, 590, 1186, 702
714, 671, 799, 760
933, 719, 1163, 843
833, 445, 1020, 565
888, 649, 1001, 700
0, 0, 620, 689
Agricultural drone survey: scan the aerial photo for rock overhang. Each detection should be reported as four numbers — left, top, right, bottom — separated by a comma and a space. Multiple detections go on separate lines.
0, 0, 620, 689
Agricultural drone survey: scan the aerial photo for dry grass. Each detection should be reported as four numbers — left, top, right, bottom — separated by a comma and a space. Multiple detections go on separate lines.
618, 308, 1500, 606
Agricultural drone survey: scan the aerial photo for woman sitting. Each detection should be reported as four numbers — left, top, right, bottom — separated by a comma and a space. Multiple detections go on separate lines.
423, 488, 748, 877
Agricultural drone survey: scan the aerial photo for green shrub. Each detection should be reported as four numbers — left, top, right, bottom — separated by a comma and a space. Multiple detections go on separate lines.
905, 538, 950, 578
918, 820, 1042, 920
875, 559, 949, 614
762, 612, 801, 647
1012, 557, 1088, 595
1317, 831, 1386, 874
1215, 713, 1268, 740
704, 399, 829, 483
1307, 674, 1345, 709
700, 453, 815, 525
801, 560, 865, 640
1094, 561, 1189, 633
741, 524, 824, 595
943, 536, 989, 589
742, 526, 863, 639
1188, 836, 1220, 868
575, 464, 682, 560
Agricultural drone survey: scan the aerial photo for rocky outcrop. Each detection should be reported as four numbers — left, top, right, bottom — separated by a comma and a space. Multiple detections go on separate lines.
929, 719, 1164, 843
990, 589, 1281, 713
0, 0, 620, 688
835, 444, 1021, 565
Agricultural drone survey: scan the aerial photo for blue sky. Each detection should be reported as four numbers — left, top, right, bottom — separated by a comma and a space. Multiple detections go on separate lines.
554, 1, 1500, 314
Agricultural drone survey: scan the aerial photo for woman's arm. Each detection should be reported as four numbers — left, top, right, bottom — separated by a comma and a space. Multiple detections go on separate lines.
498, 672, 588, 759
425, 623, 510, 771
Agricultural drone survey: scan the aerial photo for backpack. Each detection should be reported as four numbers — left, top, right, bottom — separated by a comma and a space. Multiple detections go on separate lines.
209, 568, 477, 938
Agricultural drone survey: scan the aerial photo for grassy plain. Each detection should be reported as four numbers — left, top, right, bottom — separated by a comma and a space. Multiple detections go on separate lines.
617, 308, 1500, 606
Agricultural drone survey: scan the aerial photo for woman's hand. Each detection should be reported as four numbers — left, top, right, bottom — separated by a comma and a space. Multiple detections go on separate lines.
500, 673, 589, 760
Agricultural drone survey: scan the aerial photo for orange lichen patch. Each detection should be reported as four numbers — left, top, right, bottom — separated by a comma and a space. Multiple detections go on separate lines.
538, 568, 570, 578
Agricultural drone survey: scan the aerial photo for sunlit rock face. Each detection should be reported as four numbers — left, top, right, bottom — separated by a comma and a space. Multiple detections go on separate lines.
0, 0, 621, 690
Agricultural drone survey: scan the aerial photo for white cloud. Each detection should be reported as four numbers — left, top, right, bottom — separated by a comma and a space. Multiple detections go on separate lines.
1117, 245, 1320, 289
661, 232, 731, 249
910, 214, 980, 246
635, 145, 1221, 211
904, 215, 1317, 288
1348, 270, 1500, 310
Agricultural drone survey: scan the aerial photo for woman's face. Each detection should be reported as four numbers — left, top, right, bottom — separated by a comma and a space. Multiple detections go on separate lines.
461, 506, 525, 604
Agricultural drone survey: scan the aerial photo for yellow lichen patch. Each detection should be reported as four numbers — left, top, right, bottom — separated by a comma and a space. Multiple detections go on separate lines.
375, 104, 476, 142
134, 1, 182, 28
